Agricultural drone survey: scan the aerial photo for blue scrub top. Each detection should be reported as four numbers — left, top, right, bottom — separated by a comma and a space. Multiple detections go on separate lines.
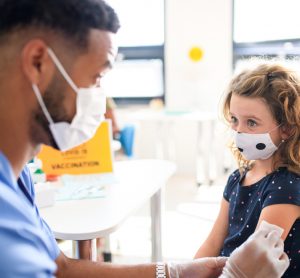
0, 152, 60, 277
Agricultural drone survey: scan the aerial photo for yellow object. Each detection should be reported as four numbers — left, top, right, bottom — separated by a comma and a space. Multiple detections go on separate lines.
189, 46, 204, 62
149, 98, 164, 110
37, 121, 113, 175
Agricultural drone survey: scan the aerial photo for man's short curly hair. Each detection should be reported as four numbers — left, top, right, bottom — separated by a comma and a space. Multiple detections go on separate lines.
0, 0, 120, 49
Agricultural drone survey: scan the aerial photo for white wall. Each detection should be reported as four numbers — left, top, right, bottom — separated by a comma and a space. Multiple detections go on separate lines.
118, 0, 233, 177
165, 0, 233, 113
154, 0, 233, 175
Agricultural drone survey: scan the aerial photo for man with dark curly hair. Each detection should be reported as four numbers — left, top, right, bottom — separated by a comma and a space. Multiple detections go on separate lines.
0, 0, 289, 277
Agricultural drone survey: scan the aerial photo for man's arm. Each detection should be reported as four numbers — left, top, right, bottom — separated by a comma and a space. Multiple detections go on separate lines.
55, 252, 227, 278
55, 252, 158, 278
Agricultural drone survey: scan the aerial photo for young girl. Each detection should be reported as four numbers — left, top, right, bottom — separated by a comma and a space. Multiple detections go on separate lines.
194, 63, 300, 277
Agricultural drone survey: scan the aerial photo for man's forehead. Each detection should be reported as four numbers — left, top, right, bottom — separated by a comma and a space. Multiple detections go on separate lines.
88, 29, 118, 57
78, 29, 116, 71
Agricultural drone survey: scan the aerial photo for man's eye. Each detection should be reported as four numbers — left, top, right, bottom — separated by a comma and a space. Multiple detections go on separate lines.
94, 74, 104, 87
247, 119, 257, 127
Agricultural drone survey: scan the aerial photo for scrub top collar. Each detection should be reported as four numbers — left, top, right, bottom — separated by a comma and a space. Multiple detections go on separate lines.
17, 177, 34, 205
0, 151, 18, 191
0, 152, 34, 205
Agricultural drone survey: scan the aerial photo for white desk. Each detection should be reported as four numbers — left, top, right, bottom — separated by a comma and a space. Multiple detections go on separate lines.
40, 159, 176, 261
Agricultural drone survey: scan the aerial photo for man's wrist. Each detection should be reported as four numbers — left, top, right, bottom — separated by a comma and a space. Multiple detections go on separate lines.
166, 262, 179, 278
156, 262, 167, 278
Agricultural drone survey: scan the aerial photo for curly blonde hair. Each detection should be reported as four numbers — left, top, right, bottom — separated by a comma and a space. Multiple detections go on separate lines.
223, 63, 300, 175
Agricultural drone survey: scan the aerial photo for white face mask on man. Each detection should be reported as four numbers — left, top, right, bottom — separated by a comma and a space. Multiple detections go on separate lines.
32, 48, 106, 152
233, 125, 282, 161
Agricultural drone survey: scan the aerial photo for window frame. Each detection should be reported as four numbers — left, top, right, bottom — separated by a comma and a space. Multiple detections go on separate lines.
110, 0, 166, 106
232, 0, 300, 68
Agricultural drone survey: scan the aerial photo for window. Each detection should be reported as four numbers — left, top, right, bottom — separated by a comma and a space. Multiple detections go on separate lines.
102, 59, 164, 98
234, 0, 300, 43
233, 0, 300, 67
107, 0, 164, 47
105, 0, 165, 104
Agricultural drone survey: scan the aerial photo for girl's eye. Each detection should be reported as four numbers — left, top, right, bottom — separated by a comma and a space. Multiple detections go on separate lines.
247, 119, 257, 127
230, 116, 238, 124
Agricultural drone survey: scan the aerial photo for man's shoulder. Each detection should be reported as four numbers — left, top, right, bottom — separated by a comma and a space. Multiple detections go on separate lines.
0, 178, 38, 235
0, 180, 56, 277
0, 178, 20, 205
0, 224, 57, 277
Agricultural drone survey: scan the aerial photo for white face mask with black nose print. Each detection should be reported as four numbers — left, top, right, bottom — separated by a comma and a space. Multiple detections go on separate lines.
233, 126, 282, 160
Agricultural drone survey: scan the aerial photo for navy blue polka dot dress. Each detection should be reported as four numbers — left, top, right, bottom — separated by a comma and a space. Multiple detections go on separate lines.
220, 167, 300, 277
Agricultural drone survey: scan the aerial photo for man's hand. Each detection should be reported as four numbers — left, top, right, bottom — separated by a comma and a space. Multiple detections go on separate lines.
168, 257, 227, 278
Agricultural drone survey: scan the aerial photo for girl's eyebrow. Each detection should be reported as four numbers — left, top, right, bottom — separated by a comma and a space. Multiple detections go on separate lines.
229, 112, 262, 122
244, 115, 262, 121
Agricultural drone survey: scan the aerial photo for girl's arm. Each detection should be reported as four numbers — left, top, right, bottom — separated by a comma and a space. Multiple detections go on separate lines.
256, 204, 300, 240
194, 198, 229, 258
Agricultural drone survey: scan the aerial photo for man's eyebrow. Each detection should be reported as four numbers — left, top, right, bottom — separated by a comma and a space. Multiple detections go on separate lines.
102, 60, 113, 70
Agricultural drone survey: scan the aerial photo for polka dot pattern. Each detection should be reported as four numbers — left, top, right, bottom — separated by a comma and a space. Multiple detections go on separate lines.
221, 168, 300, 277
256, 143, 266, 150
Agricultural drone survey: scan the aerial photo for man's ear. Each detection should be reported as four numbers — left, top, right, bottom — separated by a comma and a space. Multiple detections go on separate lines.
21, 39, 55, 92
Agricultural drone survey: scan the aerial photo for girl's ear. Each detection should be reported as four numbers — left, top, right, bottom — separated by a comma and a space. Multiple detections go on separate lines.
280, 124, 295, 140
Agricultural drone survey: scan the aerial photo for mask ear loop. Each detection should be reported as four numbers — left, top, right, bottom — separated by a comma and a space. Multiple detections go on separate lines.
277, 123, 295, 148
276, 138, 286, 148
47, 48, 78, 94
268, 123, 282, 133
32, 84, 54, 125
278, 125, 295, 145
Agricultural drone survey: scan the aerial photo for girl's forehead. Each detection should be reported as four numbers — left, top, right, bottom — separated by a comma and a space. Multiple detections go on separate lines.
230, 94, 273, 119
